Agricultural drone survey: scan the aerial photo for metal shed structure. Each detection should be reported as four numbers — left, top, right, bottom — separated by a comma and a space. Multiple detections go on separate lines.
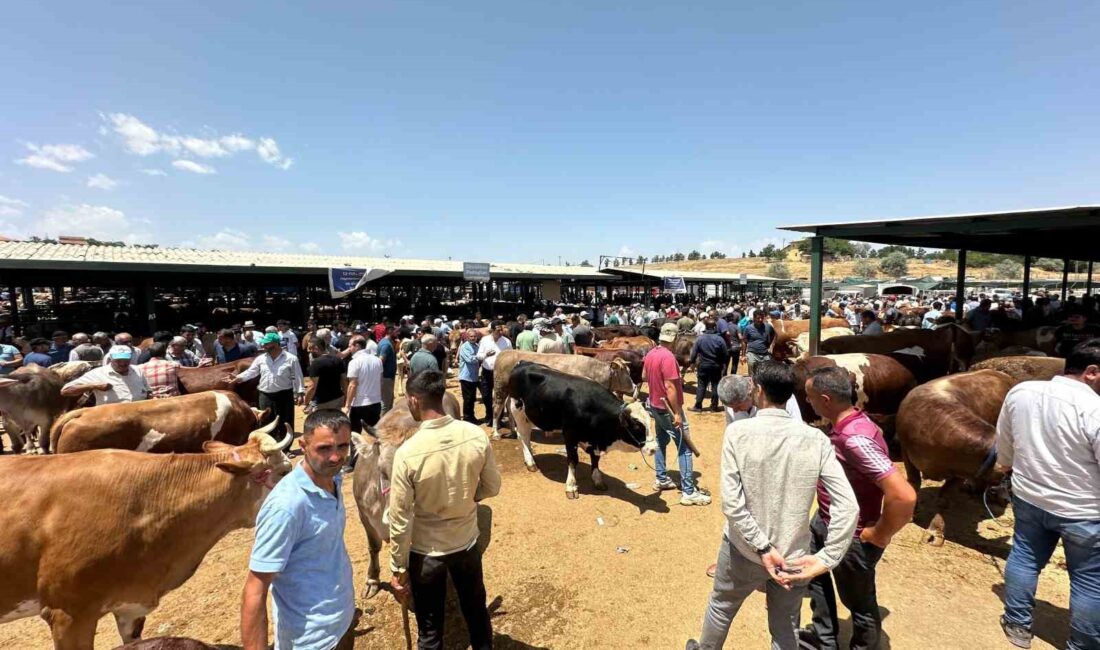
781, 205, 1100, 355
599, 266, 785, 298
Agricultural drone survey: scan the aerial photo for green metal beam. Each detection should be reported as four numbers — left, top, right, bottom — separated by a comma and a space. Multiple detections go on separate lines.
1022, 255, 1032, 298
809, 236, 824, 357
1062, 259, 1071, 301
955, 249, 967, 323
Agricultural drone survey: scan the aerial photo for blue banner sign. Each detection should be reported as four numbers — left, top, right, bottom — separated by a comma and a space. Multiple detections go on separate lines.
663, 276, 687, 293
328, 267, 392, 298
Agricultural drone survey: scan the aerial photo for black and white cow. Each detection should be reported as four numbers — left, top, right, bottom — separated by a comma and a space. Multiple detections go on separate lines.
505, 362, 657, 499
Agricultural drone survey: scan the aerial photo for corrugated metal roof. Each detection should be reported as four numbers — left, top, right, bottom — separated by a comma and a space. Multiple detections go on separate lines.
0, 241, 610, 280
603, 266, 781, 282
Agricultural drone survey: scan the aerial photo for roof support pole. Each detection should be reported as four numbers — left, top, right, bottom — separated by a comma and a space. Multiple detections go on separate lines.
8, 283, 20, 338
954, 249, 967, 323
808, 236, 824, 357
1022, 255, 1032, 300
1062, 258, 1071, 302
1087, 261, 1094, 297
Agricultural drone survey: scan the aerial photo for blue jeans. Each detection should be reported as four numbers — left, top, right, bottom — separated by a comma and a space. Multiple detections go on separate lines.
1003, 495, 1100, 650
651, 407, 696, 494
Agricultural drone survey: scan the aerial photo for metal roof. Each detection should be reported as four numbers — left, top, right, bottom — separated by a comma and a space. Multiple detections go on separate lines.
0, 241, 611, 281
601, 266, 782, 283
780, 205, 1100, 262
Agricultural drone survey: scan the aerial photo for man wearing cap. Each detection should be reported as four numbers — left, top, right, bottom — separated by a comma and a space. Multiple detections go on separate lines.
24, 338, 54, 368
644, 323, 711, 506
227, 332, 305, 433
48, 331, 73, 365
409, 335, 441, 379
61, 345, 151, 405
241, 321, 259, 345
552, 318, 574, 354
536, 324, 564, 354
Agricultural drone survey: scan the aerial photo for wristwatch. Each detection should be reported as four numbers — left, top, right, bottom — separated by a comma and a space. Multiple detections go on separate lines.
754, 542, 773, 556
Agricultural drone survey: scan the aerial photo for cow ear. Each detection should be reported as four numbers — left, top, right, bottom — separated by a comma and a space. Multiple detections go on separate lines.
215, 459, 255, 475
0, 378, 19, 390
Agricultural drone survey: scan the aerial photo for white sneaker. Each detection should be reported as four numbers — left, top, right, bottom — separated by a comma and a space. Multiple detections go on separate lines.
654, 478, 677, 491
680, 491, 712, 506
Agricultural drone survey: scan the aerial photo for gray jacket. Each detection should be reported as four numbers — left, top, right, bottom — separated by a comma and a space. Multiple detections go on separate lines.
721, 408, 858, 569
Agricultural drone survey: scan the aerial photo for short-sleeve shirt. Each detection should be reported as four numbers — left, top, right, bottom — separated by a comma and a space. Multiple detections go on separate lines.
0, 344, 19, 375
741, 322, 775, 355
249, 464, 354, 650
377, 338, 397, 379
24, 351, 53, 368
308, 354, 345, 404
62, 365, 151, 405
816, 410, 895, 536
643, 346, 683, 410
347, 350, 382, 406
409, 349, 440, 378
48, 343, 73, 365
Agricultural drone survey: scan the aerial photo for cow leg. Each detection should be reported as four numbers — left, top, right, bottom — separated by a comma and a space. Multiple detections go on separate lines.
926, 477, 961, 547
43, 608, 98, 650
565, 443, 580, 500
113, 605, 149, 644
589, 448, 607, 491
509, 398, 538, 472
363, 521, 383, 599
902, 452, 922, 494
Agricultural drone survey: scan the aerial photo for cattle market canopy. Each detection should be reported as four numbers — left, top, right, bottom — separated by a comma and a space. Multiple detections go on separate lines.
601, 266, 783, 284
780, 205, 1100, 262
0, 241, 610, 282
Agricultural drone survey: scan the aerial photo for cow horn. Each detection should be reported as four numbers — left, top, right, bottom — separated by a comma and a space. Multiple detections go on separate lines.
249, 417, 283, 453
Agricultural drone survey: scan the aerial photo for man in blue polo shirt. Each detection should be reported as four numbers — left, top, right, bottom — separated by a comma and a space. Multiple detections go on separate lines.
241, 410, 355, 650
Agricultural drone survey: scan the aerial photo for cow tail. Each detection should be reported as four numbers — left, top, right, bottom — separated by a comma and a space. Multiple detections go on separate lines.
49, 409, 84, 453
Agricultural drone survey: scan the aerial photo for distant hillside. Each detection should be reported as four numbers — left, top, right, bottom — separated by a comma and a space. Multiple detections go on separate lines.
640, 256, 1074, 281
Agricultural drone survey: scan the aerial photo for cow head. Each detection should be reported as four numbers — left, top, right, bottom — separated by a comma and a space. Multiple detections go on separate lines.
208, 417, 294, 498
608, 358, 637, 395
620, 401, 657, 455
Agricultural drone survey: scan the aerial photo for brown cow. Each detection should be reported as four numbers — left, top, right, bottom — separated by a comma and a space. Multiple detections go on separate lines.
669, 335, 697, 372
970, 356, 1065, 385
981, 326, 1058, 356
792, 354, 916, 444
491, 349, 636, 437
592, 325, 643, 342
51, 391, 268, 454
770, 317, 850, 361
598, 336, 655, 354
0, 420, 292, 649
896, 369, 1014, 546
177, 358, 258, 406
351, 394, 460, 599
574, 346, 646, 385
0, 365, 74, 454
819, 324, 980, 382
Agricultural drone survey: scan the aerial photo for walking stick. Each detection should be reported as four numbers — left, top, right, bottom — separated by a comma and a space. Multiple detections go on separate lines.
401, 602, 413, 650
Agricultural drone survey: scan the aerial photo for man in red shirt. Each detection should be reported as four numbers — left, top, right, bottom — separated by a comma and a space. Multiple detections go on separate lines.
643, 323, 710, 506
800, 366, 917, 650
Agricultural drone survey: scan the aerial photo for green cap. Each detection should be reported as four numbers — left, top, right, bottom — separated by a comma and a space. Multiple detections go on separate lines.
261, 332, 282, 346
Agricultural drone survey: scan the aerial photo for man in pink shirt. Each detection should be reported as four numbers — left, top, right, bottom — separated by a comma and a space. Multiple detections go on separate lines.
643, 323, 711, 506
800, 365, 917, 650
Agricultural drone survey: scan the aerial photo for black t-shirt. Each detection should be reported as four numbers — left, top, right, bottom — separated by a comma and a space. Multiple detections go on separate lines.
308, 354, 345, 404
1055, 323, 1100, 357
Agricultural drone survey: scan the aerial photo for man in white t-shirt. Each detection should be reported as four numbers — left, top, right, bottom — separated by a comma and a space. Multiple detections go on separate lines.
344, 337, 383, 434
61, 345, 151, 405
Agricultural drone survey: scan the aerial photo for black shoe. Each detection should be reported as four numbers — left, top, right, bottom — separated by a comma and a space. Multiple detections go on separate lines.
689, 406, 704, 413
685, 640, 700, 650
796, 628, 821, 650
1000, 617, 1033, 649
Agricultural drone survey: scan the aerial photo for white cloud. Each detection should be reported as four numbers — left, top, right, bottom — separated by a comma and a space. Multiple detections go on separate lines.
172, 159, 216, 175
197, 228, 251, 250
616, 245, 637, 258
103, 113, 291, 171
16, 153, 73, 172
256, 137, 293, 170
260, 235, 291, 252
338, 231, 401, 252
0, 195, 29, 218
38, 204, 150, 243
86, 173, 118, 190
299, 241, 321, 253
15, 143, 93, 173
699, 240, 725, 250
140, 168, 167, 176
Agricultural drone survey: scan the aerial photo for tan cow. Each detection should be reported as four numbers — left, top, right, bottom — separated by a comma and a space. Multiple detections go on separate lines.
597, 336, 655, 354
0, 419, 292, 649
350, 394, 460, 599
0, 365, 76, 454
51, 391, 268, 454
970, 356, 1065, 385
896, 369, 1014, 546
491, 350, 636, 438
791, 327, 855, 359
770, 317, 850, 361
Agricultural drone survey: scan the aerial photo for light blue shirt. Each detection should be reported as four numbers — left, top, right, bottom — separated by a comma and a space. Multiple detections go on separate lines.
458, 340, 480, 383
0, 344, 19, 375
249, 463, 354, 650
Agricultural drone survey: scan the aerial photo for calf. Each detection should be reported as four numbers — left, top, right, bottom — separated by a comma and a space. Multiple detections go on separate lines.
0, 420, 292, 649
0, 365, 71, 454
970, 355, 1064, 385
51, 391, 268, 454
177, 358, 258, 406
574, 346, 645, 386
896, 369, 1014, 546
504, 362, 656, 499
491, 349, 636, 437
350, 394, 460, 599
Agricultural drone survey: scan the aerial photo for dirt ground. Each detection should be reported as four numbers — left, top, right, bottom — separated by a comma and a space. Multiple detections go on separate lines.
0, 377, 1075, 650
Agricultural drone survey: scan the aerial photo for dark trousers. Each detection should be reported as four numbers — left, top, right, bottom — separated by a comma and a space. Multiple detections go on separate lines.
806, 514, 885, 650
409, 546, 493, 650
479, 369, 495, 426
694, 366, 722, 409
349, 403, 383, 432
460, 380, 480, 424
259, 389, 295, 434
728, 348, 740, 375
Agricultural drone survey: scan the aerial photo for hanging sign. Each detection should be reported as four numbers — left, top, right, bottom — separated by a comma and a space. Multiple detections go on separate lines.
328, 267, 392, 298
463, 262, 491, 282
663, 277, 687, 293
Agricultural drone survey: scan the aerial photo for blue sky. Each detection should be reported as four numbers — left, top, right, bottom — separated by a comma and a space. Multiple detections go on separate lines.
3, 1, 1099, 264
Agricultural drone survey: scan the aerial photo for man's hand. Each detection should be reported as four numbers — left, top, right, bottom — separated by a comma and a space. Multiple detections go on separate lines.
785, 554, 830, 583
760, 548, 793, 590
294, 393, 304, 406
390, 571, 411, 607
671, 410, 682, 428
94, 383, 112, 392
859, 525, 890, 549
222, 374, 237, 385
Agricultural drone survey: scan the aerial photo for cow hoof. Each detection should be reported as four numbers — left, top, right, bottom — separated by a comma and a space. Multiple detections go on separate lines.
363, 581, 381, 599
525, 463, 538, 473
566, 490, 579, 500
924, 530, 946, 547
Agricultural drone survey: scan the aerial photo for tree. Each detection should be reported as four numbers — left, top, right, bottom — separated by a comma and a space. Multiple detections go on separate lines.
876, 245, 916, 258
579, 260, 592, 267
687, 250, 702, 261
759, 244, 780, 259
852, 242, 874, 258
766, 261, 791, 279
794, 237, 857, 258
673, 252, 685, 262
994, 259, 1024, 279
636, 256, 647, 265
747, 249, 756, 257
915, 247, 927, 259
853, 259, 877, 278
709, 251, 726, 259
879, 252, 909, 277
1036, 258, 1063, 272
741, 252, 747, 258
